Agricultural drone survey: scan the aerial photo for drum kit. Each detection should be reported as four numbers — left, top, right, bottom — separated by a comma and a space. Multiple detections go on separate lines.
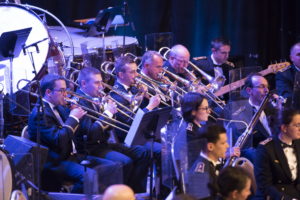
0, 1, 138, 200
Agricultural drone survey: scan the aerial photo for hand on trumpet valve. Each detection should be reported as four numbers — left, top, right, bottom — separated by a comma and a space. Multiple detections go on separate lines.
103, 99, 118, 115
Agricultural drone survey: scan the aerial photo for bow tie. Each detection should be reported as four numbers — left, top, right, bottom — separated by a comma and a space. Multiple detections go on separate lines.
280, 141, 294, 149
214, 64, 221, 68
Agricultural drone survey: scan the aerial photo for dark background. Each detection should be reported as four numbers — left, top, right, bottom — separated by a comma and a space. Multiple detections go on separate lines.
18, 0, 300, 67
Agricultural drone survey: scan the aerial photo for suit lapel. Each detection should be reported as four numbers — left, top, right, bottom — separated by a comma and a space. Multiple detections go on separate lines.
44, 102, 63, 126
294, 140, 300, 182
273, 136, 293, 180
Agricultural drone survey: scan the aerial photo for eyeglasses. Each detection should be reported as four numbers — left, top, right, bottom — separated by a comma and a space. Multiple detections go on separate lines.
174, 57, 189, 65
253, 85, 269, 89
289, 124, 300, 128
198, 106, 210, 112
53, 88, 67, 94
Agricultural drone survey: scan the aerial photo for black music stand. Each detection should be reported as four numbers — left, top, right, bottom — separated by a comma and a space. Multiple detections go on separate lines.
125, 107, 172, 147
125, 107, 172, 200
0, 27, 32, 61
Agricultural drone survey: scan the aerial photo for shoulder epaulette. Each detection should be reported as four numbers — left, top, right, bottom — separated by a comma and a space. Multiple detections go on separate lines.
260, 137, 273, 145
193, 56, 207, 61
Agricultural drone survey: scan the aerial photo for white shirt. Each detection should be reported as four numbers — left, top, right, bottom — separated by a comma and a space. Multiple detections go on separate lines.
200, 152, 221, 175
211, 54, 224, 79
279, 137, 298, 181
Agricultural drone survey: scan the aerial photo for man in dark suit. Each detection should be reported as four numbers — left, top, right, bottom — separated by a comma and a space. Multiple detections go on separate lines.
192, 38, 235, 89
74, 67, 151, 193
276, 42, 300, 109
254, 109, 300, 199
110, 56, 161, 142
188, 124, 229, 199
28, 74, 118, 193
226, 73, 279, 162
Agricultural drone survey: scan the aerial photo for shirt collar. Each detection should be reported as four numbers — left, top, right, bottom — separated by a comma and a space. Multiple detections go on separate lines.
43, 98, 55, 110
117, 81, 130, 91
249, 98, 259, 110
200, 151, 221, 166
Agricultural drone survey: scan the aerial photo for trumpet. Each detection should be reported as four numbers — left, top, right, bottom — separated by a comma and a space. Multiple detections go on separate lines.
64, 97, 130, 132
159, 46, 226, 91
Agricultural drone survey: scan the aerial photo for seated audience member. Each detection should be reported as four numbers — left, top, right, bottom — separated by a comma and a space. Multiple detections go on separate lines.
217, 167, 252, 200
103, 184, 135, 200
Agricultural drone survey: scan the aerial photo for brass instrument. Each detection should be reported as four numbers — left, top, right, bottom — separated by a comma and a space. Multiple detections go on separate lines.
159, 47, 226, 110
100, 61, 171, 107
159, 46, 226, 91
64, 97, 130, 132
67, 90, 134, 120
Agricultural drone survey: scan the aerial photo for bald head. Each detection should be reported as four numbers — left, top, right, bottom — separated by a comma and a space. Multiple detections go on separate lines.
290, 43, 300, 68
170, 44, 190, 59
169, 44, 190, 73
103, 184, 135, 200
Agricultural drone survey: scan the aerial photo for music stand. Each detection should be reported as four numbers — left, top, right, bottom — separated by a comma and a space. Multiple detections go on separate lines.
125, 107, 172, 200
125, 107, 172, 147
0, 27, 32, 61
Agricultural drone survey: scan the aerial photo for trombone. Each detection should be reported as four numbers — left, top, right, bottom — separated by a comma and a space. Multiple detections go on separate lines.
159, 46, 226, 91
65, 97, 130, 133
158, 47, 226, 110
101, 61, 171, 107
67, 90, 134, 120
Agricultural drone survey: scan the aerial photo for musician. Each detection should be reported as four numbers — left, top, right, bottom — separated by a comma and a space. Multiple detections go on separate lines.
28, 74, 118, 193
163, 44, 195, 84
226, 72, 279, 162
75, 67, 151, 193
276, 42, 300, 108
161, 92, 239, 192
110, 56, 161, 142
254, 108, 300, 199
216, 167, 252, 200
189, 124, 230, 199
193, 38, 234, 87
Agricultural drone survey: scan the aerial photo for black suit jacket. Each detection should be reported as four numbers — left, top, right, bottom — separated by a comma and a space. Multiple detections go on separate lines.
226, 99, 278, 149
276, 65, 300, 108
73, 89, 109, 155
28, 102, 79, 164
110, 81, 148, 142
254, 136, 300, 200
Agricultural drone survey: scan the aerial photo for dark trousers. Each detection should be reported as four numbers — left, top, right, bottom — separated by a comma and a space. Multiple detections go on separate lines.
94, 143, 151, 193
43, 154, 118, 193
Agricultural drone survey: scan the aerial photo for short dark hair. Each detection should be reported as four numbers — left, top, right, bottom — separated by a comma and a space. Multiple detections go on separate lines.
140, 50, 162, 68
181, 92, 207, 123
114, 56, 135, 77
40, 74, 65, 96
211, 38, 231, 50
77, 67, 101, 86
198, 124, 226, 152
280, 108, 300, 125
217, 167, 251, 198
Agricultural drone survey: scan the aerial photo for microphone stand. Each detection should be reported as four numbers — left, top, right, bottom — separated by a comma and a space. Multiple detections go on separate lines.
23, 40, 47, 200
